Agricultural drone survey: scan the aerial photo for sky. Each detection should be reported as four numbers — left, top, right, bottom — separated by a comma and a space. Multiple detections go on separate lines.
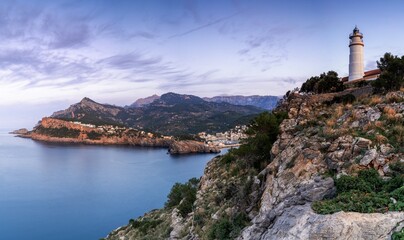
1, 0, 404, 129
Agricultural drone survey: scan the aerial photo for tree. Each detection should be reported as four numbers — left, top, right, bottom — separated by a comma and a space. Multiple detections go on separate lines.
233, 111, 287, 170
372, 53, 404, 92
300, 71, 343, 94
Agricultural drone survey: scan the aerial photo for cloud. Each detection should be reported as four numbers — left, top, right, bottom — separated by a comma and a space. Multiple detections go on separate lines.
236, 26, 292, 71
167, 11, 240, 39
365, 60, 377, 70
129, 31, 157, 39
97, 52, 162, 70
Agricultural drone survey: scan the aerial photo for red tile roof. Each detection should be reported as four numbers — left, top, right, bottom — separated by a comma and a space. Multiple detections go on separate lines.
341, 69, 381, 82
364, 69, 381, 77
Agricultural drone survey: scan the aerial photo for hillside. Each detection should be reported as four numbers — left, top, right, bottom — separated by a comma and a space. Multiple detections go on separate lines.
104, 89, 404, 240
51, 93, 265, 135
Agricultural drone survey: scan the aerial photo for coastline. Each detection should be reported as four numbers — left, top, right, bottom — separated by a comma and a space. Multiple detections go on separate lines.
14, 132, 220, 154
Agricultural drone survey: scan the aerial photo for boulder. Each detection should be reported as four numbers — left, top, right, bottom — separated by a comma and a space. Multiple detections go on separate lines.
359, 148, 378, 166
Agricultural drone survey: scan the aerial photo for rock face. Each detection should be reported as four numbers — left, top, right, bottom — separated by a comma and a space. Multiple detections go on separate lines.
256, 204, 404, 240
168, 140, 220, 154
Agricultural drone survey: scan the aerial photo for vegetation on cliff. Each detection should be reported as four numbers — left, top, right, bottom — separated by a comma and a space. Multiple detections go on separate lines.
373, 52, 404, 92
300, 71, 344, 94
313, 166, 404, 214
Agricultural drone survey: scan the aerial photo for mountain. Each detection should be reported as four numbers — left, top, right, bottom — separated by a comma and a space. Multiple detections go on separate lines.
129, 94, 160, 108
129, 94, 281, 110
50, 93, 265, 135
104, 89, 404, 240
203, 95, 280, 110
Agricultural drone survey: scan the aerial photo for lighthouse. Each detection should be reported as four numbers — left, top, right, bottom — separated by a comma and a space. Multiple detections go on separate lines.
348, 26, 364, 81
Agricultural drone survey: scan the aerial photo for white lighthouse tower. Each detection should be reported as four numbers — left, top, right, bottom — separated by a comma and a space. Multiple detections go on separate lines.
348, 26, 364, 81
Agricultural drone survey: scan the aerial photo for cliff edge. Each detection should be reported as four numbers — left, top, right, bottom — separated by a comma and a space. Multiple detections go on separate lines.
104, 89, 404, 240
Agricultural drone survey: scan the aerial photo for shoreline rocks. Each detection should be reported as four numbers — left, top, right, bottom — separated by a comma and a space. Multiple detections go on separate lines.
168, 140, 220, 154
9, 128, 29, 135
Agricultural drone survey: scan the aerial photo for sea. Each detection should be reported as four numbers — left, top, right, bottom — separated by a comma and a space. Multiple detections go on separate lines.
0, 131, 224, 239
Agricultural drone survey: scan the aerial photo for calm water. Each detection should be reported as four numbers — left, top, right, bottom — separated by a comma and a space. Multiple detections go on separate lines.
0, 132, 223, 239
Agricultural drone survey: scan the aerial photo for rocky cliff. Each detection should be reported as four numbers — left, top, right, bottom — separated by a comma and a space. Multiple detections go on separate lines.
104, 89, 404, 240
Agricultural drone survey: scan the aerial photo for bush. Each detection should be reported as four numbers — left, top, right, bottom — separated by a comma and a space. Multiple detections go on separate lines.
232, 111, 287, 170
392, 227, 404, 240
87, 131, 102, 140
129, 218, 163, 234
313, 168, 404, 214
329, 94, 356, 105
372, 52, 404, 93
165, 178, 199, 217
300, 71, 344, 94
35, 126, 80, 138
207, 213, 249, 240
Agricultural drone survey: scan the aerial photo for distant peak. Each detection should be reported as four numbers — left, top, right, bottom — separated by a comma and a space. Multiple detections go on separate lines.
81, 97, 94, 102
79, 97, 98, 105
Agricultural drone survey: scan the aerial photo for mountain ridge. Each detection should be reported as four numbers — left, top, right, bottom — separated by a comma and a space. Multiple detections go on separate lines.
49, 92, 266, 135
128, 93, 280, 110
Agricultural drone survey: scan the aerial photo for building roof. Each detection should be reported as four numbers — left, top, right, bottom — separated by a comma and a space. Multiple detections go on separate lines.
341, 68, 381, 82
363, 69, 381, 77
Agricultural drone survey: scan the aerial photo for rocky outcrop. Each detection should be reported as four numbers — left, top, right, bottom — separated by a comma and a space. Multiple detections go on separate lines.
168, 140, 220, 154
9, 128, 29, 135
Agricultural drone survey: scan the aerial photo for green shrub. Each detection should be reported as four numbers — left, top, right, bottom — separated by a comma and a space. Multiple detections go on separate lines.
232, 111, 287, 170
313, 168, 404, 214
300, 71, 344, 94
165, 178, 199, 217
207, 213, 249, 240
326, 94, 356, 106
35, 126, 81, 138
129, 218, 163, 234
392, 227, 404, 240
372, 52, 404, 93
221, 153, 236, 165
87, 131, 102, 140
